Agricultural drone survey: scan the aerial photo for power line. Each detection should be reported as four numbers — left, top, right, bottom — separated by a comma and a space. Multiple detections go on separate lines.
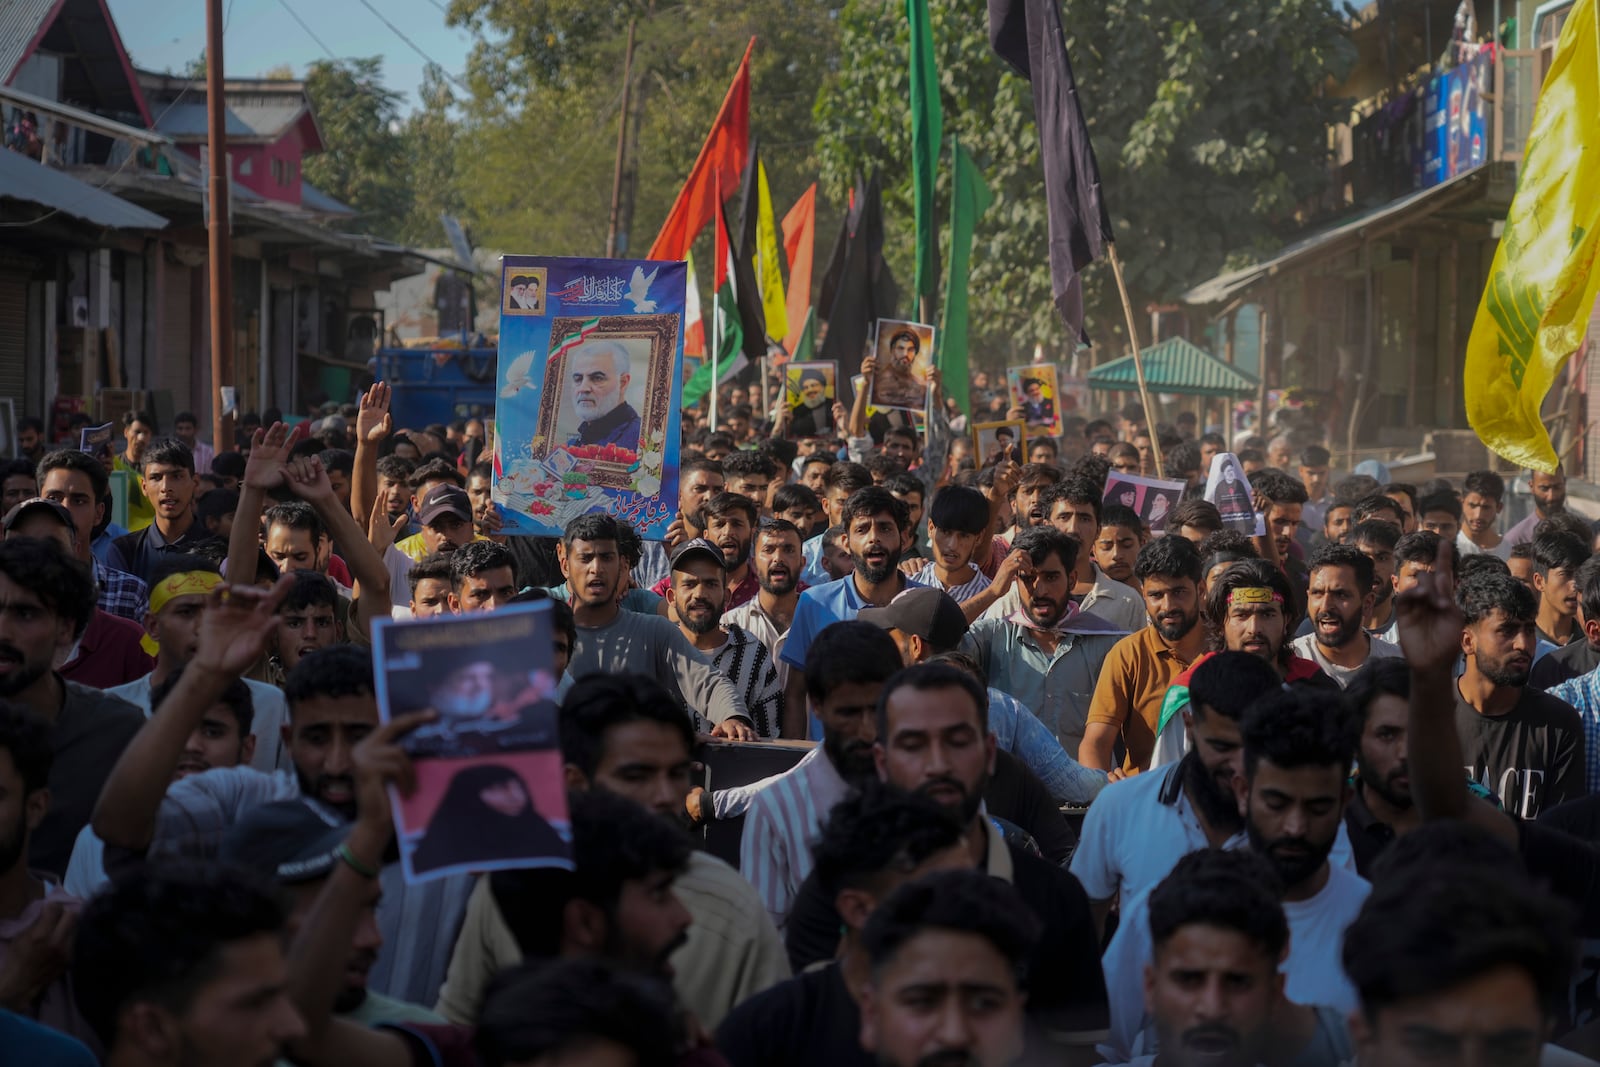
276, 0, 340, 61
349, 0, 472, 93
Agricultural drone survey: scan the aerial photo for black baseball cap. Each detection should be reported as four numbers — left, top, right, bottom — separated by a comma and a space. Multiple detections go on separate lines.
858, 587, 970, 653
219, 799, 350, 884
670, 537, 727, 572
416, 484, 473, 526
2, 497, 75, 535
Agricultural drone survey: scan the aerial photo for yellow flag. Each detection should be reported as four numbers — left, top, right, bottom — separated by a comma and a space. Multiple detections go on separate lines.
755, 161, 789, 344
1465, 0, 1600, 472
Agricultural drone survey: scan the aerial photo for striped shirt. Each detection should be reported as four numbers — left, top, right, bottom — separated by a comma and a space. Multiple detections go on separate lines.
704, 624, 784, 739
914, 560, 992, 604
739, 744, 850, 931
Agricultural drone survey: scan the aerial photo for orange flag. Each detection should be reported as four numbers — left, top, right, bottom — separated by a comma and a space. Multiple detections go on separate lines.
781, 183, 816, 355
647, 40, 754, 262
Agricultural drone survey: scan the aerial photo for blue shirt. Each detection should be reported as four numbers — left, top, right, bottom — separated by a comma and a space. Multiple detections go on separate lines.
0, 1010, 96, 1066
1546, 667, 1600, 794
958, 615, 1125, 756
799, 533, 829, 586
986, 688, 1106, 805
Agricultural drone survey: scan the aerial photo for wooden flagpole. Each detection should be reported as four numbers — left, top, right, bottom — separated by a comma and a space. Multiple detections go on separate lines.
1105, 243, 1164, 479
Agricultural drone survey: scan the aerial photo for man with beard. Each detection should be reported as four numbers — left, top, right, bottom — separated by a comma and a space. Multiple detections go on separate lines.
654, 493, 760, 610
1458, 468, 1508, 557
959, 526, 1125, 755
1290, 543, 1402, 688
37, 448, 149, 622
1081, 536, 1209, 775
1505, 463, 1568, 549
0, 537, 142, 878
724, 519, 807, 692
559, 514, 746, 731
666, 539, 776, 740
1102, 686, 1371, 1062
799, 462, 874, 585
744, 621, 903, 930
1250, 469, 1310, 588
1342, 659, 1420, 877
999, 462, 1062, 545
780, 488, 923, 739
1352, 519, 1402, 638
566, 341, 642, 450
1073, 652, 1282, 937
0, 702, 101, 1049
435, 673, 788, 1030
872, 663, 1110, 1049
1454, 569, 1583, 818
1134, 850, 1291, 1067
660, 458, 728, 561
788, 369, 837, 437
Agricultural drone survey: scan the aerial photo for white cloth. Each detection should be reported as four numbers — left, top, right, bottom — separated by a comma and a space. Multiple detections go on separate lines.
737, 744, 850, 931
1289, 633, 1404, 689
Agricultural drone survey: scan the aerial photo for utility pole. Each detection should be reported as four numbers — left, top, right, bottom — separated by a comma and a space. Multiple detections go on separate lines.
205, 0, 235, 453
605, 19, 638, 259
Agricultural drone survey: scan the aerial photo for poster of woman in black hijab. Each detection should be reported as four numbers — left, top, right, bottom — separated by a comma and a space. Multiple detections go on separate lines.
373, 603, 572, 883
1100, 472, 1186, 534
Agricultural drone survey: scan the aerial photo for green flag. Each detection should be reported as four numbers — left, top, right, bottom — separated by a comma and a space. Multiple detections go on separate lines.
908, 0, 941, 301
684, 276, 748, 407
790, 306, 817, 362
939, 139, 993, 418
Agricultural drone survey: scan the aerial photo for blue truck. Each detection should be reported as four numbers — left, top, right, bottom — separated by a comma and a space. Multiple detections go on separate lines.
374, 343, 499, 431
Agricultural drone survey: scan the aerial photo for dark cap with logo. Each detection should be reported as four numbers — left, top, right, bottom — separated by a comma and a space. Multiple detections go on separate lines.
2, 497, 76, 535
219, 799, 350, 884
416, 484, 473, 526
669, 537, 727, 572
858, 586, 970, 653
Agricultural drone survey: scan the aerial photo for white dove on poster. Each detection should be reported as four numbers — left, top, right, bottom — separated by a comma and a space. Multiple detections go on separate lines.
626, 266, 660, 313
501, 350, 538, 397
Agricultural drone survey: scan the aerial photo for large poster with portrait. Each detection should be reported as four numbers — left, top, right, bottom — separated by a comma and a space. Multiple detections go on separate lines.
1007, 364, 1063, 437
373, 603, 572, 884
868, 319, 936, 412
784, 361, 839, 439
1101, 472, 1186, 533
1204, 452, 1264, 535
491, 256, 686, 539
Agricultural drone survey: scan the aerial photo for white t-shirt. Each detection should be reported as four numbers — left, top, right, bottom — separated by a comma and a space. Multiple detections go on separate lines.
1101, 861, 1371, 1063
105, 673, 290, 773
1071, 761, 1356, 907
1289, 634, 1404, 689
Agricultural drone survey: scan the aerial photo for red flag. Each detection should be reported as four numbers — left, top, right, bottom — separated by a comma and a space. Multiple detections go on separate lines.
647, 40, 754, 262
780, 183, 816, 355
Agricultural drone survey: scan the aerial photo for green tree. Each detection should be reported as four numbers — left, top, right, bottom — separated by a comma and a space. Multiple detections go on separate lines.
395, 65, 467, 247
814, 0, 1355, 363
302, 57, 412, 238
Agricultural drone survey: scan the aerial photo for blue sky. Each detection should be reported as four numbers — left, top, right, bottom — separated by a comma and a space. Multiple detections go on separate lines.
106, 0, 475, 112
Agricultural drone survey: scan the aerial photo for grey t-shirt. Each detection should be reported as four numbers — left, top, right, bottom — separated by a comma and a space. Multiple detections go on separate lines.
32, 680, 145, 878
1290, 633, 1404, 689
569, 608, 748, 725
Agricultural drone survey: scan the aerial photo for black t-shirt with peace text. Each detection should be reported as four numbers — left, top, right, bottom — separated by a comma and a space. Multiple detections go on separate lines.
1453, 686, 1585, 819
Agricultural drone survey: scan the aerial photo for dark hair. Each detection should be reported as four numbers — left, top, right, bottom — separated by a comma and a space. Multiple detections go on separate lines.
264, 500, 325, 546
1198, 529, 1258, 569
407, 552, 455, 596
36, 448, 110, 502
195, 487, 239, 527
703, 491, 759, 528
771, 483, 821, 516
800, 453, 834, 473
1350, 518, 1401, 551
563, 513, 622, 550
1187, 650, 1282, 723
375, 454, 417, 485
1534, 512, 1593, 545
1133, 534, 1203, 585
1100, 503, 1142, 534
1167, 498, 1222, 534
840, 487, 910, 531
804, 621, 904, 706
1299, 445, 1330, 468
560, 674, 694, 778
468, 460, 494, 484
1148, 849, 1287, 959
924, 649, 988, 690
1383, 482, 1418, 512
0, 538, 95, 640
812, 782, 965, 900
568, 789, 692, 916
1343, 851, 1574, 1022
1459, 553, 1511, 584
1012, 526, 1081, 575
450, 540, 516, 588
151, 664, 255, 737
1333, 474, 1381, 504
1575, 555, 1600, 626
138, 437, 195, 475
1011, 462, 1063, 494
1353, 495, 1404, 527
16, 416, 43, 435
755, 516, 805, 547
1510, 540, 1535, 562
884, 472, 924, 503
0, 459, 35, 486
1204, 558, 1301, 665
1418, 490, 1461, 522
1395, 530, 1459, 577
1464, 469, 1506, 503
705, 432, 737, 452
721, 449, 776, 480
548, 598, 575, 653
928, 485, 990, 536
1457, 569, 1538, 627
71, 863, 286, 1047
318, 449, 355, 478
824, 462, 873, 496
0, 701, 52, 794
877, 662, 989, 741
280, 572, 338, 621
1532, 531, 1589, 578
475, 960, 677, 1067
1250, 468, 1308, 506
210, 452, 246, 480
1029, 436, 1059, 458
1307, 542, 1376, 595
283, 645, 374, 709
1240, 687, 1358, 779
407, 458, 464, 492
861, 869, 1040, 984
1345, 657, 1408, 725
1166, 440, 1201, 476
680, 456, 725, 483
1040, 474, 1104, 526
122, 410, 157, 431
1236, 447, 1265, 467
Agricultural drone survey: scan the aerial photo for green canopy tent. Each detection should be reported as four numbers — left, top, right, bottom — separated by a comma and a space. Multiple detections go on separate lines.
1088, 337, 1259, 444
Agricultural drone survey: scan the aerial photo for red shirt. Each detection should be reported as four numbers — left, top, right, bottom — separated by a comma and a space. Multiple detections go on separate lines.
59, 610, 153, 689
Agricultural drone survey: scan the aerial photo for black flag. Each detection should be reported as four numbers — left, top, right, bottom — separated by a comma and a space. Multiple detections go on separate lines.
988, 0, 1114, 343
819, 172, 899, 382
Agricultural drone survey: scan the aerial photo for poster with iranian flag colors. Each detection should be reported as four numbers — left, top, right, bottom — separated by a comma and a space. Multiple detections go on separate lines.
490, 255, 687, 539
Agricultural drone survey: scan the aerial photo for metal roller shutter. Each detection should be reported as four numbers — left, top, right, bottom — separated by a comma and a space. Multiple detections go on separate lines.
0, 271, 26, 410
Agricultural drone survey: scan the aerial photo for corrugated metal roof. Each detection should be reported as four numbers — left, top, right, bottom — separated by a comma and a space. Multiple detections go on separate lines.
0, 148, 167, 229
0, 0, 61, 84
151, 99, 308, 141
300, 180, 354, 215
1087, 337, 1259, 398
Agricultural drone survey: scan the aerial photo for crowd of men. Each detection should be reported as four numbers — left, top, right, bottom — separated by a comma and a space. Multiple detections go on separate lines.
4, 377, 1600, 1067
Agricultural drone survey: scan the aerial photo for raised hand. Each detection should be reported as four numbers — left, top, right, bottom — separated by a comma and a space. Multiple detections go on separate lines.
1394, 534, 1464, 674
860, 355, 878, 378
243, 422, 294, 492
283, 455, 336, 506
191, 576, 294, 678
351, 710, 434, 832
356, 382, 393, 445
368, 508, 405, 556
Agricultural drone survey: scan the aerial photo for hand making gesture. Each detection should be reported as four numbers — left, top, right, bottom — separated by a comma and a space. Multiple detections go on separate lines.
1394, 534, 1462, 674
356, 382, 393, 446
190, 576, 295, 679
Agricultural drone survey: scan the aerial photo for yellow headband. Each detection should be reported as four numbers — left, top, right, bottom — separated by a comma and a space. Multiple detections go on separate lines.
1228, 586, 1283, 606
142, 572, 225, 656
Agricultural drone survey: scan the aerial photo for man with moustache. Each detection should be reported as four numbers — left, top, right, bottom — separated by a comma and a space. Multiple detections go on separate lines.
1341, 659, 1423, 877
1290, 544, 1403, 688
566, 340, 641, 450
653, 493, 760, 610
666, 538, 777, 740
1102, 687, 1372, 1062
723, 519, 808, 695
1073, 652, 1283, 937
788, 368, 836, 437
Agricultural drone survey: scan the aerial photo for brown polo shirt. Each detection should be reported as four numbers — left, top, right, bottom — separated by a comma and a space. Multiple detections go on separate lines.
1085, 624, 1201, 772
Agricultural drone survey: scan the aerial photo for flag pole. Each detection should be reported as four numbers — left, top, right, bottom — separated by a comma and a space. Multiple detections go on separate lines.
711, 298, 722, 430
1105, 243, 1164, 479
